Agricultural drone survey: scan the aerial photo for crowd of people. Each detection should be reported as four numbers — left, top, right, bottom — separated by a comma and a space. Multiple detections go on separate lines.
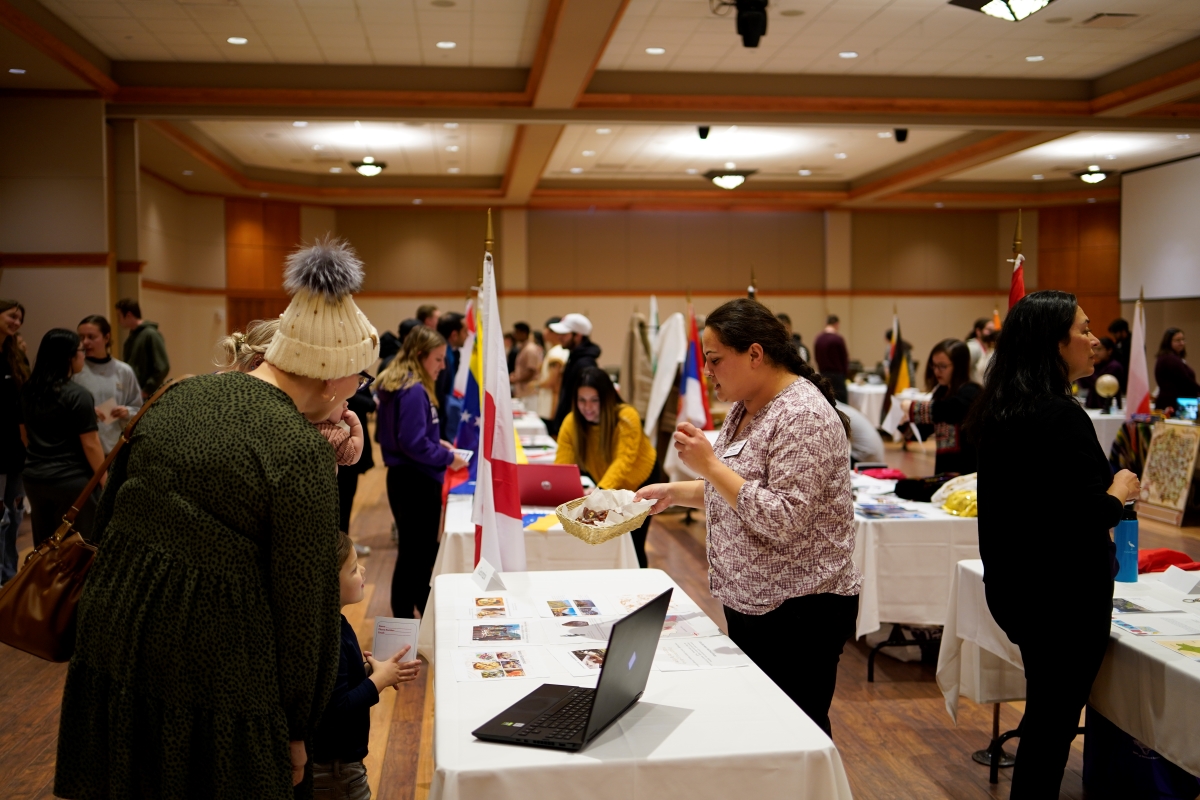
2, 253, 1199, 800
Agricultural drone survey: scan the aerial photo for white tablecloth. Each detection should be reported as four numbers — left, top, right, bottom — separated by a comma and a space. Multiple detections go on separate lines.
852, 503, 980, 638
847, 383, 887, 425
434, 495, 639, 578
1085, 407, 1124, 457
514, 410, 548, 439
427, 569, 853, 800
935, 559, 1200, 777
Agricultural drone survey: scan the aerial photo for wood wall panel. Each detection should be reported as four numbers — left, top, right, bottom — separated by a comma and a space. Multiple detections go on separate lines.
225, 198, 302, 332
851, 212, 1000, 291
1037, 204, 1121, 332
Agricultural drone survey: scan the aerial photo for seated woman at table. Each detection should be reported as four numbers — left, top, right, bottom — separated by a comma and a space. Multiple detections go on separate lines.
968, 291, 1139, 799
555, 366, 656, 567
1154, 327, 1199, 416
635, 299, 860, 739
902, 339, 979, 476
377, 325, 468, 618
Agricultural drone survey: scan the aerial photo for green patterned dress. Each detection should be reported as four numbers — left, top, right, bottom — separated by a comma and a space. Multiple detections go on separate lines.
55, 371, 342, 800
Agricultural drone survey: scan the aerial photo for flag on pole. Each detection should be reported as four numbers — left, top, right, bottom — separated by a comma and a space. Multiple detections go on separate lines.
472, 252, 526, 571
880, 312, 912, 439
679, 301, 713, 429
648, 294, 660, 368
1008, 254, 1026, 310
992, 307, 1003, 332
452, 298, 476, 401
443, 319, 481, 499
1125, 291, 1151, 419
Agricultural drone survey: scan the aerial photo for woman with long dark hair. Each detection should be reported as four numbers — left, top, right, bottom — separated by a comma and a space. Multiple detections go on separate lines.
74, 314, 143, 455
1153, 327, 1198, 415
19, 328, 104, 547
555, 366, 656, 567
637, 299, 858, 738
0, 299, 30, 584
968, 291, 1139, 798
904, 338, 979, 475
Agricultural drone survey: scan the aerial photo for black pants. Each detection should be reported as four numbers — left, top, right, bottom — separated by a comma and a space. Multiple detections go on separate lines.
386, 464, 443, 618
629, 515, 650, 569
822, 372, 848, 403
724, 592, 858, 739
337, 467, 361, 534
991, 586, 1112, 800
24, 475, 98, 549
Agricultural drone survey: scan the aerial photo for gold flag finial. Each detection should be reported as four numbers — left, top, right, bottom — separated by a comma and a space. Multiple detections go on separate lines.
686, 287, 692, 305
1012, 209, 1023, 256
485, 208, 495, 254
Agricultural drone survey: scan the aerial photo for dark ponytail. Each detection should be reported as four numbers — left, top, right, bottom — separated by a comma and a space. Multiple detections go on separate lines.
704, 299, 850, 435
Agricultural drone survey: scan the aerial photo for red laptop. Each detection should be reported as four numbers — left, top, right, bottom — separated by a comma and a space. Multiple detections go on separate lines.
517, 464, 584, 507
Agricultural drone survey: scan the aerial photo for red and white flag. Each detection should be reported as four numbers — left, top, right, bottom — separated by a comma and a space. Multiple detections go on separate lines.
1126, 294, 1151, 419
472, 253, 526, 571
1008, 253, 1026, 310
678, 301, 713, 430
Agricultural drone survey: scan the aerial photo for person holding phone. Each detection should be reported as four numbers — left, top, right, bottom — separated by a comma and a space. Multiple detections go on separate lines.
636, 299, 859, 739
376, 325, 468, 618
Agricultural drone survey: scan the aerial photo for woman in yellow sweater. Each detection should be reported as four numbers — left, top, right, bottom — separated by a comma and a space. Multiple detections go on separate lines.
556, 366, 657, 567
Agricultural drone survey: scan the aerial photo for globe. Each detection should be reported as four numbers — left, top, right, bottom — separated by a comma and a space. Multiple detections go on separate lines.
1095, 373, 1120, 398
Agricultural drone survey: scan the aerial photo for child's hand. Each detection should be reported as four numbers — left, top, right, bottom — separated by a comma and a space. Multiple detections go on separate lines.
367, 646, 422, 692
328, 400, 349, 424
342, 408, 364, 466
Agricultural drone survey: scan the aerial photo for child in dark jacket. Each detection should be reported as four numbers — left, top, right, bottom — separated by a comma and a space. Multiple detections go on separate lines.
312, 533, 421, 799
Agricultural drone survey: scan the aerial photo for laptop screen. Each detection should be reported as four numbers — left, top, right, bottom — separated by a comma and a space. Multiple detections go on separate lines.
1177, 398, 1199, 421
581, 588, 672, 742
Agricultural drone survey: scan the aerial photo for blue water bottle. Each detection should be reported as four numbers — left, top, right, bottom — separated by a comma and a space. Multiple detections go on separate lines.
1115, 501, 1139, 583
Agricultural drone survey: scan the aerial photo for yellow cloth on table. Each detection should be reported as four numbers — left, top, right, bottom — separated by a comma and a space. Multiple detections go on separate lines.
555, 405, 656, 491
942, 490, 978, 517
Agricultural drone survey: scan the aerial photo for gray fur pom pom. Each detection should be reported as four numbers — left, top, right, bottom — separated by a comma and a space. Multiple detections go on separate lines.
283, 236, 364, 299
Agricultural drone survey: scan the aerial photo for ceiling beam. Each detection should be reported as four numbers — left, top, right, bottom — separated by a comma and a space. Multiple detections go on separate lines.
501, 124, 565, 204
0, 0, 116, 97
1092, 59, 1200, 117
530, 0, 629, 109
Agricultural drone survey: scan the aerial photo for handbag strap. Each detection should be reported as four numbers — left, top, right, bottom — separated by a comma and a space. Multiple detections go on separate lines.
62, 376, 189, 525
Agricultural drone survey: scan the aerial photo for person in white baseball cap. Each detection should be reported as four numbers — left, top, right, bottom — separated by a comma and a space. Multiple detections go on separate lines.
548, 313, 601, 436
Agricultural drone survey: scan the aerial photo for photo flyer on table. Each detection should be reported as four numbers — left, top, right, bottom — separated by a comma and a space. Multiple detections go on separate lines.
373, 617, 420, 662
452, 649, 550, 682
1111, 614, 1200, 637
1112, 596, 1182, 615
1153, 639, 1200, 660
548, 646, 608, 677
536, 597, 608, 617
455, 594, 534, 620
459, 620, 529, 646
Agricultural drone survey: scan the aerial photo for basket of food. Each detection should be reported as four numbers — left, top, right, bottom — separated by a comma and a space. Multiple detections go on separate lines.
555, 489, 655, 546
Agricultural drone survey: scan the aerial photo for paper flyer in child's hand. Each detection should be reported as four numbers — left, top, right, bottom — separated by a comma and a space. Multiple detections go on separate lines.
95, 398, 118, 423
373, 617, 419, 662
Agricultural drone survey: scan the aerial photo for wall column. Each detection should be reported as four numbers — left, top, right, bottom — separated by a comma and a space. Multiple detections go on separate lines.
824, 210, 852, 340
111, 119, 142, 350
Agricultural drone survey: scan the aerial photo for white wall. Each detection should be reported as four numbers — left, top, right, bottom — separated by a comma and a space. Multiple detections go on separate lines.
140, 172, 224, 288
140, 287, 227, 378
0, 267, 110, 365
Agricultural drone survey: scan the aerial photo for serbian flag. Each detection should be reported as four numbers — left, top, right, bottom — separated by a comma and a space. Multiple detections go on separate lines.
452, 298, 476, 401
1008, 254, 1026, 310
1126, 293, 1151, 419
678, 302, 713, 429
472, 252, 526, 570
880, 313, 912, 439
443, 323, 481, 499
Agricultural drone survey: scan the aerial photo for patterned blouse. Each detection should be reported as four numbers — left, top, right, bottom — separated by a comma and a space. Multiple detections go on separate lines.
704, 377, 862, 615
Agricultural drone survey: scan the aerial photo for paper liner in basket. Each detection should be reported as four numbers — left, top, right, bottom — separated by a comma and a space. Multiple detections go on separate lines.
556, 490, 655, 546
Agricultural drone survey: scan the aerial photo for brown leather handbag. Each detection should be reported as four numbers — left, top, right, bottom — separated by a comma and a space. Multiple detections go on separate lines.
0, 379, 183, 662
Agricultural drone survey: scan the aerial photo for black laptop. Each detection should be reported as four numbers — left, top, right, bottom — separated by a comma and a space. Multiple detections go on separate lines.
472, 588, 672, 751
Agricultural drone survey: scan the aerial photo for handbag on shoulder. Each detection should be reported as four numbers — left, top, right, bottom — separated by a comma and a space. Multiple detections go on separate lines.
0, 379, 184, 662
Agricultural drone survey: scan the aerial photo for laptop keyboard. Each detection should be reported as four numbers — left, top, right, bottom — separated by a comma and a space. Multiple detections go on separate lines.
517, 688, 595, 741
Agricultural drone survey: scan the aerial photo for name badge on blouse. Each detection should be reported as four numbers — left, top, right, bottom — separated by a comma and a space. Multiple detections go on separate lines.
723, 440, 747, 458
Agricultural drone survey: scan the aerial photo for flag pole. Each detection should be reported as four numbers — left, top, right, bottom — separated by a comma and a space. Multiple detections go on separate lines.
748, 267, 757, 300
1012, 208, 1022, 257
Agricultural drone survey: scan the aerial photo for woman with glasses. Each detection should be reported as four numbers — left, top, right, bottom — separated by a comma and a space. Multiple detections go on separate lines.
903, 338, 980, 476
376, 325, 468, 618
19, 328, 104, 547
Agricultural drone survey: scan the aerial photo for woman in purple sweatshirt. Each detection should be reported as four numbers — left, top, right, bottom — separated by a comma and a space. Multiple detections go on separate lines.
376, 326, 468, 617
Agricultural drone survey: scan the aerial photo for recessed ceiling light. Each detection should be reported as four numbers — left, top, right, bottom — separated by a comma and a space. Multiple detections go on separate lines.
312, 144, 324, 151
436, 41, 456, 49
569, 167, 583, 174
645, 47, 666, 55
839, 52, 858, 59
1088, 164, 1100, 171
596, 128, 612, 135
1177, 134, 1191, 140
877, 131, 892, 138
293, 121, 308, 127
1105, 154, 1116, 160
935, 202, 944, 208
329, 167, 342, 173
446, 145, 459, 152
724, 161, 736, 169
8, 68, 26, 74
798, 169, 812, 176
582, 150, 596, 157
412, 198, 423, 204
780, 9, 804, 16
227, 37, 248, 45
444, 122, 459, 129
1032, 174, 1044, 180
1025, 55, 1044, 62
686, 168, 698, 174
182, 170, 193, 176
834, 152, 847, 159
448, 167, 460, 173
949, 0, 1056, 23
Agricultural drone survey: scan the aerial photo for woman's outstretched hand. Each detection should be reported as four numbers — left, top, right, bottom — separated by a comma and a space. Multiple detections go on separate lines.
634, 483, 674, 515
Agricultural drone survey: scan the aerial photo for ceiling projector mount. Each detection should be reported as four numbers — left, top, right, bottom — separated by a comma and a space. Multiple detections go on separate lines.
710, 0, 768, 48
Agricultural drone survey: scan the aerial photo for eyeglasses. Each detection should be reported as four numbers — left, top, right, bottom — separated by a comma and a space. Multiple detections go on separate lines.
356, 370, 375, 391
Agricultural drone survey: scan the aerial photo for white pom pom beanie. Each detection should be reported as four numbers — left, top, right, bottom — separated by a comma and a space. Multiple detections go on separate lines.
264, 238, 380, 380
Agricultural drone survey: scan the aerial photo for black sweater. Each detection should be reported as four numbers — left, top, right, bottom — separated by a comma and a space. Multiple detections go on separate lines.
313, 615, 379, 763
976, 397, 1121, 630
919, 382, 980, 476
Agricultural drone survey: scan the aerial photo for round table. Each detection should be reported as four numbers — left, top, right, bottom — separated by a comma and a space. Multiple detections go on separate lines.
847, 383, 887, 426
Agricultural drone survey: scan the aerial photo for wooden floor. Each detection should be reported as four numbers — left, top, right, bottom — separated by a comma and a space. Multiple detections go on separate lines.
2, 437, 1199, 800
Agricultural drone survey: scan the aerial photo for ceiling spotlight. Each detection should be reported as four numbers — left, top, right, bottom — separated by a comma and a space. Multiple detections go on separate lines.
596, 128, 612, 135
1032, 174, 1044, 180
947, 0, 1057, 23
895, 128, 909, 142
312, 144, 324, 151
839, 51, 858, 59
703, 168, 757, 190
1025, 55, 1044, 62
569, 167, 583, 174
877, 131, 892, 138
834, 152, 847, 159
725, 161, 736, 169
712, 0, 768, 48
698, 125, 710, 140
227, 36, 248, 45
352, 159, 385, 176
1088, 164, 1100, 171
686, 168, 699, 174
182, 170, 193, 176
446, 145, 459, 152
1075, 168, 1109, 184
293, 121, 308, 127
447, 167, 460, 173
8, 68, 26, 74
444, 122, 459, 129
645, 47, 666, 55
582, 150, 596, 157
798, 169, 812, 176
329, 167, 342, 173
436, 41, 457, 49
1105, 154, 1116, 160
